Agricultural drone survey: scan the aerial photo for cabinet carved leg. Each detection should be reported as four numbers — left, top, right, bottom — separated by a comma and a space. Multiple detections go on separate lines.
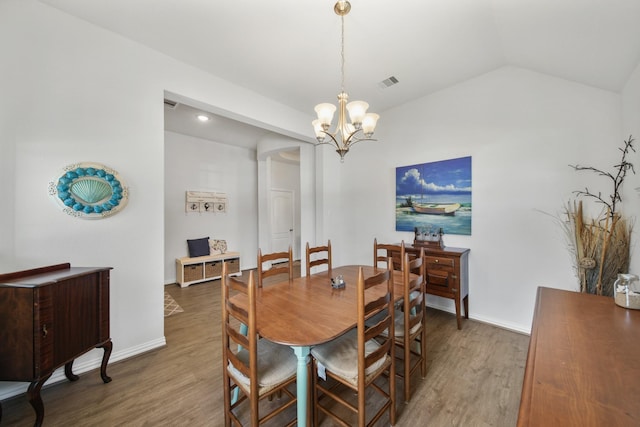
64, 361, 79, 381
98, 339, 113, 383
27, 373, 52, 427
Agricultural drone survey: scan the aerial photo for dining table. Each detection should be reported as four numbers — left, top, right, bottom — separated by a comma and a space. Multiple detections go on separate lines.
230, 264, 406, 426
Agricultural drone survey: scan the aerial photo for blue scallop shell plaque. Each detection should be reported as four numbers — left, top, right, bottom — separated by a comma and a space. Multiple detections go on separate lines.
48, 162, 129, 219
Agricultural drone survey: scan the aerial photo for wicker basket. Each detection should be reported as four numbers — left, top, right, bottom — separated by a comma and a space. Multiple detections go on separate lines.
205, 261, 222, 278
227, 258, 240, 274
183, 264, 203, 282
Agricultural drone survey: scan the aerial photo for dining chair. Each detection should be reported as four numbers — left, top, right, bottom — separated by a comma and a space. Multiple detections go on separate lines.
305, 240, 332, 277
257, 246, 293, 287
373, 238, 405, 271
221, 262, 298, 426
366, 250, 426, 403
311, 264, 396, 426
395, 250, 427, 403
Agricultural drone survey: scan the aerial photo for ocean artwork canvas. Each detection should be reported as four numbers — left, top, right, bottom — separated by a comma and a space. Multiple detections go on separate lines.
396, 156, 472, 235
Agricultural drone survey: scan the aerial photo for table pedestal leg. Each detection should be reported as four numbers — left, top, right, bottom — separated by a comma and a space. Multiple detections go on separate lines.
293, 346, 310, 427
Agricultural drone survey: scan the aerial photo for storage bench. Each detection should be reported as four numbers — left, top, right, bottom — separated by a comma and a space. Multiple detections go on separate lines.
176, 252, 241, 287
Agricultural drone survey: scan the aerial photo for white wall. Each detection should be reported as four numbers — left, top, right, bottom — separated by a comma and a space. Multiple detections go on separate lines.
0, 51, 16, 270
314, 146, 347, 263
332, 66, 624, 333
622, 62, 640, 276
164, 131, 259, 283
0, 0, 311, 400
0, 0, 17, 269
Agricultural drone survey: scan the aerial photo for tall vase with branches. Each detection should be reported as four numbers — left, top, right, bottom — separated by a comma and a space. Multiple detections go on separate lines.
562, 136, 635, 296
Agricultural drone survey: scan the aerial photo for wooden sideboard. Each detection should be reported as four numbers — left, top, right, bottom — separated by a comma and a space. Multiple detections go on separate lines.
402, 244, 470, 329
518, 287, 640, 426
0, 263, 113, 427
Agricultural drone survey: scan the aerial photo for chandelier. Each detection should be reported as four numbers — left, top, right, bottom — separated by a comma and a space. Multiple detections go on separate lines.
312, 0, 379, 162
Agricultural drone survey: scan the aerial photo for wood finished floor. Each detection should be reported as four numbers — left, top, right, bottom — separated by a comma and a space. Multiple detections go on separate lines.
1, 268, 530, 426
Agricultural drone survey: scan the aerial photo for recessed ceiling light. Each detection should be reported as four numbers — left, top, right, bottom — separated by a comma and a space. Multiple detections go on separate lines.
197, 114, 210, 122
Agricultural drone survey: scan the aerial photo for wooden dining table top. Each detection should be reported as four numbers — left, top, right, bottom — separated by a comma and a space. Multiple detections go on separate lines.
234, 265, 405, 347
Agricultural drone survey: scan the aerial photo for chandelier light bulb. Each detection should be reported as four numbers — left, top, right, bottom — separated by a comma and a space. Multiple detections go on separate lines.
362, 113, 380, 137
312, 120, 326, 142
346, 101, 369, 128
314, 103, 336, 129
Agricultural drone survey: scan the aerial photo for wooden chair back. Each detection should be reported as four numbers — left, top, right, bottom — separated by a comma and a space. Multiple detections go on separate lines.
257, 246, 293, 287
312, 263, 396, 426
356, 264, 396, 425
221, 263, 259, 424
398, 249, 427, 402
305, 240, 332, 276
374, 238, 405, 270
221, 262, 298, 426
357, 265, 395, 383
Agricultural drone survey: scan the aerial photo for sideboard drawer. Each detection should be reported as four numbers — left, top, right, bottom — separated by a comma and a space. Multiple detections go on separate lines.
424, 256, 455, 270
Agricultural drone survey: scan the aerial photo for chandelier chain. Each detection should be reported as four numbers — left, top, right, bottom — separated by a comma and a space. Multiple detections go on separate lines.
341, 14, 345, 93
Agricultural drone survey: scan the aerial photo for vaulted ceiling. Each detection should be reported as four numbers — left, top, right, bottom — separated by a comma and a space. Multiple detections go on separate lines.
41, 0, 640, 146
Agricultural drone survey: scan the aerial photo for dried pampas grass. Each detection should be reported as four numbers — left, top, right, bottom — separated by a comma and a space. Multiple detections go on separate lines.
562, 200, 632, 296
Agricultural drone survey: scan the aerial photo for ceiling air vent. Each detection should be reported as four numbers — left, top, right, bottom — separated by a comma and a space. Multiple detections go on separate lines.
164, 98, 178, 109
378, 76, 399, 89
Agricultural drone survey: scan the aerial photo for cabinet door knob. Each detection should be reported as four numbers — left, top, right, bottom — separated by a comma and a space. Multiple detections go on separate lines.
452, 275, 458, 280
435, 259, 439, 263
42, 324, 48, 338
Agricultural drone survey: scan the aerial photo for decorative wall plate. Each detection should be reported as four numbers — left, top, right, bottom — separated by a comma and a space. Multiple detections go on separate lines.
48, 162, 129, 219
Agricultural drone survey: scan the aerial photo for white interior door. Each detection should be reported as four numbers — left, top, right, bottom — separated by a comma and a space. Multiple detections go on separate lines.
270, 189, 294, 254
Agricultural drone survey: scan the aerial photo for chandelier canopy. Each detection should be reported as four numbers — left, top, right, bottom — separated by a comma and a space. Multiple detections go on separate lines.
312, 0, 379, 162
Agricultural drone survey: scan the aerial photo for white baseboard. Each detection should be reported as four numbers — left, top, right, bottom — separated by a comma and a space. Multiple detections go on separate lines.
0, 337, 167, 401
426, 302, 530, 335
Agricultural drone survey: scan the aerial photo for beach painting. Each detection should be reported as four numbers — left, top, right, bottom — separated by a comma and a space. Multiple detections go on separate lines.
396, 156, 472, 235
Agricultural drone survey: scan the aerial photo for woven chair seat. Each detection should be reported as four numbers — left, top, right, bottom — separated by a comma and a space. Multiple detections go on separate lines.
311, 329, 389, 386
229, 338, 297, 396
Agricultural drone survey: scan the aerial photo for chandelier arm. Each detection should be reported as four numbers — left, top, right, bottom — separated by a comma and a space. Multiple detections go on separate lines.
344, 133, 377, 148
315, 131, 341, 150
342, 129, 359, 146
342, 129, 366, 146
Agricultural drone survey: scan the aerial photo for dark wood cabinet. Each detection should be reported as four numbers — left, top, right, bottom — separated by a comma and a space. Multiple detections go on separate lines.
518, 287, 640, 425
0, 263, 113, 427
405, 245, 470, 329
